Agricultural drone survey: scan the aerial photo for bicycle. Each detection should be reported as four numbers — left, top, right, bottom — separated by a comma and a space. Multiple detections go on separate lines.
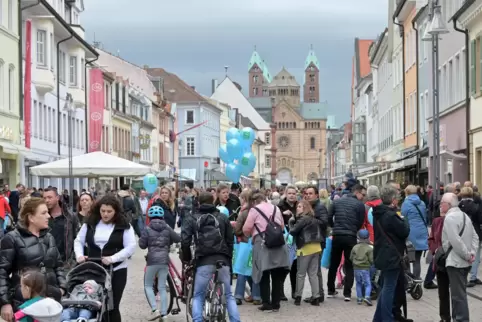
205, 261, 227, 322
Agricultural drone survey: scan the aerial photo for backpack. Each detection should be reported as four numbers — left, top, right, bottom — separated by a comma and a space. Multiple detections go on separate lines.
196, 213, 223, 255
117, 195, 133, 222
253, 206, 285, 248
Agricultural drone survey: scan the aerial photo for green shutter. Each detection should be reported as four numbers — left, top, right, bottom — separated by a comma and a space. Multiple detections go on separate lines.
471, 39, 476, 95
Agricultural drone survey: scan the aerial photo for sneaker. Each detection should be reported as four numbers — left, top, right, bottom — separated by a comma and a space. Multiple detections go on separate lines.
148, 310, 161, 321
467, 280, 477, 288
357, 298, 363, 305
310, 297, 320, 306
475, 278, 482, 285
258, 304, 273, 311
160, 314, 169, 321
327, 291, 338, 298
294, 296, 301, 306
423, 281, 438, 289
344, 296, 351, 302
364, 297, 373, 306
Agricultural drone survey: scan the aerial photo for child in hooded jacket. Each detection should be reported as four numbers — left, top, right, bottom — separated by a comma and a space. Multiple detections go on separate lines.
139, 205, 181, 320
14, 270, 63, 322
350, 229, 373, 306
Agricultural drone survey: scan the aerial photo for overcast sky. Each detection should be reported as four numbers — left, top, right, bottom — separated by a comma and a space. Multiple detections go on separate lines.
82, 0, 388, 126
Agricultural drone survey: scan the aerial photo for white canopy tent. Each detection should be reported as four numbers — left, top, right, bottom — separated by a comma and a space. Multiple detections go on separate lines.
30, 151, 153, 177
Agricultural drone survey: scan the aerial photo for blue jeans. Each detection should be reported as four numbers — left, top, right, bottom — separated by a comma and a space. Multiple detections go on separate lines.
234, 274, 261, 301
144, 264, 169, 314
138, 215, 146, 232
470, 243, 481, 281
355, 269, 372, 299
61, 307, 93, 321
192, 265, 240, 322
373, 268, 400, 322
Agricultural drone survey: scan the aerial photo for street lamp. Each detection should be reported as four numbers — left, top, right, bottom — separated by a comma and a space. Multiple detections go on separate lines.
63, 93, 75, 210
421, 0, 449, 201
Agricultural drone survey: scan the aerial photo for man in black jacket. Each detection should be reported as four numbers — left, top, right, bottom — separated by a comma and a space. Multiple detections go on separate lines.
303, 185, 329, 303
327, 184, 366, 300
117, 184, 140, 236
180, 192, 240, 322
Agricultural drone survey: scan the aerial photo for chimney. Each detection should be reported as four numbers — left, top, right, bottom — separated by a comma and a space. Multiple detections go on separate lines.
211, 79, 218, 95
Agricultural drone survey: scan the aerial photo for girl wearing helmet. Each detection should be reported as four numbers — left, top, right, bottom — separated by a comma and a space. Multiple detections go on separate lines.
139, 206, 181, 320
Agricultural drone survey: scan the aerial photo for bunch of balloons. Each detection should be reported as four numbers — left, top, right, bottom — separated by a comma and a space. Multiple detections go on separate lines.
219, 127, 257, 183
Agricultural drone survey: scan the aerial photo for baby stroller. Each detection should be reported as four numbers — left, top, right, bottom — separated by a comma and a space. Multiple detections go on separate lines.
61, 261, 113, 322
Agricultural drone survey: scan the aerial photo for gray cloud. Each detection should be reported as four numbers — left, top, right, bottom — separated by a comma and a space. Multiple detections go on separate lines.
82, 0, 387, 126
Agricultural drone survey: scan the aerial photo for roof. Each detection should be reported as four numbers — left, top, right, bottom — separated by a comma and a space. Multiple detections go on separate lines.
269, 67, 300, 87
211, 77, 270, 130
369, 28, 388, 63
355, 38, 374, 81
299, 102, 328, 120
95, 49, 157, 101
248, 49, 273, 83
146, 68, 215, 108
248, 97, 272, 109
304, 46, 320, 70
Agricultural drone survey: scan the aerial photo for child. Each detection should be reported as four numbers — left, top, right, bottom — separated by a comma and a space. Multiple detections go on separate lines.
61, 280, 102, 322
139, 205, 181, 320
350, 229, 374, 306
14, 270, 63, 322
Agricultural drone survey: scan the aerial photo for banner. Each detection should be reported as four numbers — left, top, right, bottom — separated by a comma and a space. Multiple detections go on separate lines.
88, 68, 104, 152
24, 20, 32, 148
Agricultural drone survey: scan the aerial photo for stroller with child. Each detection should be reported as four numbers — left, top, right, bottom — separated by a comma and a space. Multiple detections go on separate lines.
61, 261, 113, 322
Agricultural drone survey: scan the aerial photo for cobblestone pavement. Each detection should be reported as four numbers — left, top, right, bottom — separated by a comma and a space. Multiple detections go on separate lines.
117, 249, 482, 322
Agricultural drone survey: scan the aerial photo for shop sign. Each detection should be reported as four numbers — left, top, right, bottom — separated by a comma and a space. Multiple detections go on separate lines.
0, 126, 13, 141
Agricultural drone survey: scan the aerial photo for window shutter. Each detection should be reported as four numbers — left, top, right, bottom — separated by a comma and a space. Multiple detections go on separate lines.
471, 39, 476, 95
479, 38, 482, 91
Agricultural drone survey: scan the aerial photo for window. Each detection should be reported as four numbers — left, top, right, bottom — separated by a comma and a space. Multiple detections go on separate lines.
8, 0, 13, 30
36, 30, 47, 66
115, 83, 120, 110
265, 155, 271, 168
8, 65, 14, 111
81, 58, 85, 88
0, 61, 3, 109
185, 136, 195, 156
105, 83, 110, 108
59, 51, 66, 83
185, 110, 194, 124
69, 56, 77, 86
310, 137, 315, 149
50, 33, 54, 71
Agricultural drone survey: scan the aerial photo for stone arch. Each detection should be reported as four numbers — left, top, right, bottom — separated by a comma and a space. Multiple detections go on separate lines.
278, 168, 292, 184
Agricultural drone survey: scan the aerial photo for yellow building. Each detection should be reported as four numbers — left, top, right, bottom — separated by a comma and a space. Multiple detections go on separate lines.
0, 0, 26, 185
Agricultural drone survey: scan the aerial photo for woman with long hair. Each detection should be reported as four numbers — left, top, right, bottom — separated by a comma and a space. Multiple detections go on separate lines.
0, 198, 66, 322
215, 183, 241, 219
146, 186, 176, 229
76, 191, 94, 227
74, 195, 136, 322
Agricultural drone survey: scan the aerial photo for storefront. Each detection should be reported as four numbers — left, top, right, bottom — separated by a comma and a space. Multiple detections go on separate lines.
0, 124, 28, 186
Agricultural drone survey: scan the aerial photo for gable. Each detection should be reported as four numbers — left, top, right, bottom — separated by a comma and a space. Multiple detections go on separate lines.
274, 101, 302, 122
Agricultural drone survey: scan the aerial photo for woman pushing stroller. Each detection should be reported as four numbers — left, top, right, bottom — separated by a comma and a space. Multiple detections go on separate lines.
139, 205, 180, 320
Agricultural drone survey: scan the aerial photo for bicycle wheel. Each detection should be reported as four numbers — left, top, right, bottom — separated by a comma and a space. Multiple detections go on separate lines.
185, 280, 193, 322
209, 283, 226, 322
166, 275, 176, 315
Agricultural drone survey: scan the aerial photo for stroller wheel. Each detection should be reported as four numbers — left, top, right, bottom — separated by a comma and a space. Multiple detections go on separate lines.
410, 284, 423, 300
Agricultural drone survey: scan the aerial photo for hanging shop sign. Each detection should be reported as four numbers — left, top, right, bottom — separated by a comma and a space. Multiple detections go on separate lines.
0, 126, 13, 141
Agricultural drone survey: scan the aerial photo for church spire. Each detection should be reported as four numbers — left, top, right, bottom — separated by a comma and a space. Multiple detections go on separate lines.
305, 45, 320, 71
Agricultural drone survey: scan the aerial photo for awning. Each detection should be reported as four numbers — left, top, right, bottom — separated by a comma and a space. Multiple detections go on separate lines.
0, 141, 29, 155
358, 165, 403, 180
179, 169, 196, 181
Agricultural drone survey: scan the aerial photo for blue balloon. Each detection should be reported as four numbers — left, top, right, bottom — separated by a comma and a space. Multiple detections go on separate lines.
225, 163, 241, 183
226, 138, 243, 160
239, 127, 256, 147
143, 174, 158, 194
226, 128, 241, 142
242, 145, 252, 153
239, 152, 256, 174
219, 145, 233, 163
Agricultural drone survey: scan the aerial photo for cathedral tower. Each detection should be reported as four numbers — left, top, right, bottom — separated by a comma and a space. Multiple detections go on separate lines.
303, 45, 320, 103
248, 47, 272, 97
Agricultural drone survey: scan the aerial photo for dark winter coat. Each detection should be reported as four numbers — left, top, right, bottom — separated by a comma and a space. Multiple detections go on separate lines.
328, 193, 365, 238
373, 204, 410, 271
0, 225, 66, 309
139, 218, 180, 266
459, 198, 482, 240
289, 215, 324, 249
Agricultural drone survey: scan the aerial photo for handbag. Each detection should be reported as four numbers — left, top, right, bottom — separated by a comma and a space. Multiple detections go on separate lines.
376, 219, 409, 270
434, 213, 466, 273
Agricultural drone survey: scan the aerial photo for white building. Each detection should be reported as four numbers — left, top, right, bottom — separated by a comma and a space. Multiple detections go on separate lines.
22, 0, 98, 190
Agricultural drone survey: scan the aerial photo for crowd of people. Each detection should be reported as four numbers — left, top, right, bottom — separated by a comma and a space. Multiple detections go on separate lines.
0, 177, 480, 322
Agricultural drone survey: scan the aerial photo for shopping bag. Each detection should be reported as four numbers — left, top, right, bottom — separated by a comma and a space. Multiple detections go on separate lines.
232, 236, 239, 267
321, 236, 332, 268
233, 239, 253, 276
284, 227, 293, 245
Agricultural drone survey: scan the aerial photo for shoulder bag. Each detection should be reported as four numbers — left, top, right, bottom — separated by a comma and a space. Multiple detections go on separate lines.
433, 213, 466, 272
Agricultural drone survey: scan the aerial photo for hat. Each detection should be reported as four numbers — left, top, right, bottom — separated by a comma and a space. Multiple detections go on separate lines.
83, 280, 100, 291
358, 229, 369, 240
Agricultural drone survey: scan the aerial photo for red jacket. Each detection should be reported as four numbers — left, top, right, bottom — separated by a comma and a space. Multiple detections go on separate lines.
0, 196, 11, 220
364, 199, 382, 242
429, 216, 445, 254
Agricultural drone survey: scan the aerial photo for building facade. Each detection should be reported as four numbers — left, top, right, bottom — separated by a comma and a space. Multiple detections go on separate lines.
0, 0, 24, 186
455, 0, 482, 185
22, 0, 97, 190
247, 48, 336, 184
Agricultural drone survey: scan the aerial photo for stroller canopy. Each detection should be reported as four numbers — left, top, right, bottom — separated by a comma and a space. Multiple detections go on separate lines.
66, 262, 112, 293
